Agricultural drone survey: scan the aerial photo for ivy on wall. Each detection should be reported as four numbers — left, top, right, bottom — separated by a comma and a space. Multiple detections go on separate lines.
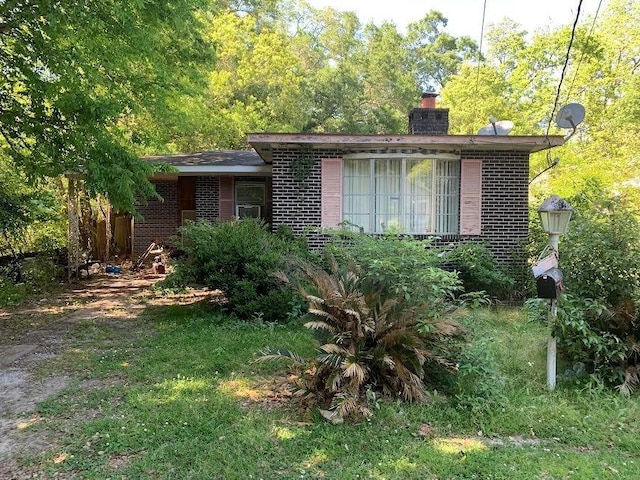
290, 147, 316, 188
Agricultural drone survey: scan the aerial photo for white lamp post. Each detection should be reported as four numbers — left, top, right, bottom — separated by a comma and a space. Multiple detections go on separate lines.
537, 195, 573, 391
538, 195, 573, 251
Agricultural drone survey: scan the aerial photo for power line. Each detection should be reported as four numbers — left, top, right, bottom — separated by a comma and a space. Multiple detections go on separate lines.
544, 0, 585, 148
532, 0, 586, 182
564, 0, 604, 103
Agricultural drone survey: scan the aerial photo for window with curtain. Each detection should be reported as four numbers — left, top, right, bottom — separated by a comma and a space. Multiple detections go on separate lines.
343, 156, 460, 234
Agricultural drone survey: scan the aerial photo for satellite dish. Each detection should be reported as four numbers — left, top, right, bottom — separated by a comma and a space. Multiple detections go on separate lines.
555, 103, 585, 129
477, 119, 514, 136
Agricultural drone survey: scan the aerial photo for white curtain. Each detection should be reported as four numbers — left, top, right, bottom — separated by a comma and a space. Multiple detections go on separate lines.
405, 159, 433, 233
343, 159, 371, 231
343, 157, 459, 234
434, 160, 460, 234
374, 159, 401, 232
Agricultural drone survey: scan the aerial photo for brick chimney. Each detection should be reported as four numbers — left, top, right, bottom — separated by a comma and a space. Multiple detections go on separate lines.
408, 92, 449, 135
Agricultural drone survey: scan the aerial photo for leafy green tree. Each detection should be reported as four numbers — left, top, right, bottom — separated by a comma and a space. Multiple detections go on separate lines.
440, 64, 512, 135
0, 0, 214, 213
162, 2, 483, 143
200, 10, 311, 147
544, 0, 640, 201
289, 6, 369, 132
406, 11, 477, 91
441, 1, 639, 201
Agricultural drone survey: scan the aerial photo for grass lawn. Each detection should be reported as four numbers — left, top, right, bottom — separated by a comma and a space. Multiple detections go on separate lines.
16, 302, 640, 479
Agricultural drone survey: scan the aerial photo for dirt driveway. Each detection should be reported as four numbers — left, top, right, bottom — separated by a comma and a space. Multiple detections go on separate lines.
0, 272, 208, 477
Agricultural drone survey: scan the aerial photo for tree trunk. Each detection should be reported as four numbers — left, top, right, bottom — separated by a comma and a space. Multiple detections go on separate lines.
67, 177, 81, 281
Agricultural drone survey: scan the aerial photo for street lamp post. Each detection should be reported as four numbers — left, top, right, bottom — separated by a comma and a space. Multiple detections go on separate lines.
537, 195, 573, 391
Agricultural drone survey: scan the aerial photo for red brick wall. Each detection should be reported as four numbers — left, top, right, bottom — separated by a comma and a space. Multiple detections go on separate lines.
133, 180, 179, 255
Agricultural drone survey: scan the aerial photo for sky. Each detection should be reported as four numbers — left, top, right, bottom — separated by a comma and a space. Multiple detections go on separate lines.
305, 0, 609, 39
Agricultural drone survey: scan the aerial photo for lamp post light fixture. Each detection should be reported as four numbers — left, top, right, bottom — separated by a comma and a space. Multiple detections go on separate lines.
538, 195, 573, 251
537, 195, 573, 391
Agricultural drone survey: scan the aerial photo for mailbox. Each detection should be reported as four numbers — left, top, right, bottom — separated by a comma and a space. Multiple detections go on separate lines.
536, 268, 563, 299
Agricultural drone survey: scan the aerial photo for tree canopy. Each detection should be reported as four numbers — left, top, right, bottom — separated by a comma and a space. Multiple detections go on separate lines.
1, 0, 638, 253
440, 0, 640, 202
0, 0, 215, 213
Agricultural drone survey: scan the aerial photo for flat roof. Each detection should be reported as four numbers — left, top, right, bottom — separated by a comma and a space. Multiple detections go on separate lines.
247, 133, 566, 163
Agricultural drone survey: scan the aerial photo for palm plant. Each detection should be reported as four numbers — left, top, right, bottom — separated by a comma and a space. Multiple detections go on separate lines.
259, 254, 465, 421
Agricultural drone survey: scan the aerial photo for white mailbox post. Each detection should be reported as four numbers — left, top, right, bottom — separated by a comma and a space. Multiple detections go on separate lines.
537, 195, 573, 391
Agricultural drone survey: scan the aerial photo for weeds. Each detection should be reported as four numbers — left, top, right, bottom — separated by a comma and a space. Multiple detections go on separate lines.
5, 303, 639, 479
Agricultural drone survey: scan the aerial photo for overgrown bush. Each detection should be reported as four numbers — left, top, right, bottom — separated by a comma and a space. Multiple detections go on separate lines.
258, 251, 467, 421
439, 242, 515, 299
162, 219, 307, 323
324, 230, 461, 308
530, 184, 640, 393
562, 187, 640, 306
528, 295, 639, 393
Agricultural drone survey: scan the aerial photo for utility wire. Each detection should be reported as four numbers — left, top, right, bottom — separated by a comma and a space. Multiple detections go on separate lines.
471, 0, 488, 135
564, 0, 604, 103
531, 0, 585, 182
544, 0, 584, 146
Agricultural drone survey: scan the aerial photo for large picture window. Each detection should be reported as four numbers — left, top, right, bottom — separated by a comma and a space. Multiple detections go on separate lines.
342, 155, 460, 234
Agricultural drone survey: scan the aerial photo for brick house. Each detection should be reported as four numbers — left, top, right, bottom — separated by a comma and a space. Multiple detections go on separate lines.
133, 101, 563, 267
134, 150, 271, 255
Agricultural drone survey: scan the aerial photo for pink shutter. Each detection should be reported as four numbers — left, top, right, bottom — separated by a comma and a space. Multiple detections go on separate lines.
321, 158, 343, 228
219, 176, 235, 220
459, 159, 482, 235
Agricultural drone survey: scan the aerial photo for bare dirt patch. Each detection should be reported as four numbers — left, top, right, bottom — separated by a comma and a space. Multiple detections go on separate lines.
0, 270, 211, 476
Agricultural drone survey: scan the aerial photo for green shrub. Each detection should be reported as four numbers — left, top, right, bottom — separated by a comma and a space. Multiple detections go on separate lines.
559, 186, 639, 392
0, 255, 63, 307
258, 252, 468, 421
527, 185, 640, 394
562, 186, 640, 306
0, 276, 28, 306
162, 219, 307, 323
324, 230, 461, 308
527, 295, 639, 393
439, 242, 515, 299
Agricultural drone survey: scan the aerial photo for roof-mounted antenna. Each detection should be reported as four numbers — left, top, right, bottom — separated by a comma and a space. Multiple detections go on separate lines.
555, 103, 585, 140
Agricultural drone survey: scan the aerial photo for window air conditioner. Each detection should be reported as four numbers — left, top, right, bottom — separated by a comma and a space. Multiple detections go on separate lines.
236, 205, 262, 218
